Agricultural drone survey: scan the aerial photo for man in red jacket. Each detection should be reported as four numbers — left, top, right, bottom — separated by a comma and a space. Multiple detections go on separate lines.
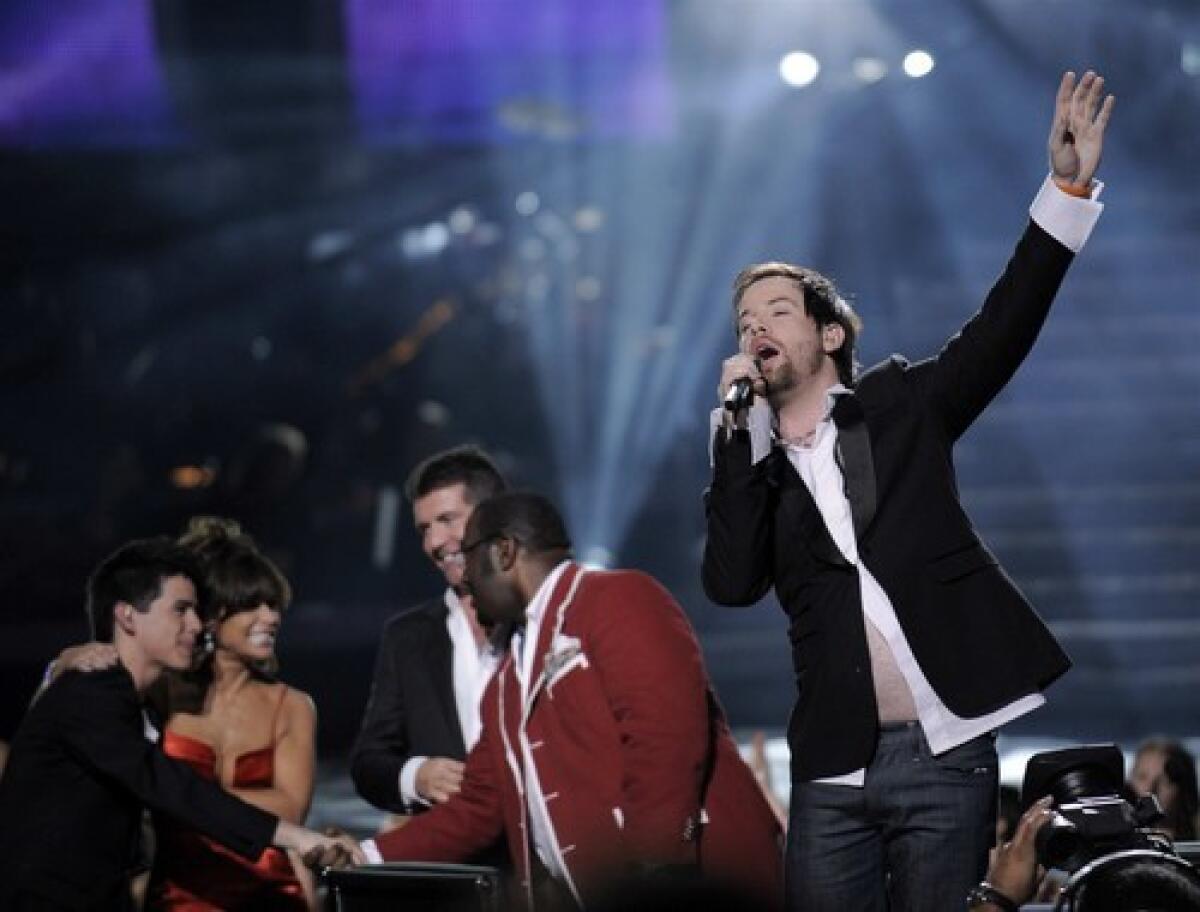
363, 492, 782, 909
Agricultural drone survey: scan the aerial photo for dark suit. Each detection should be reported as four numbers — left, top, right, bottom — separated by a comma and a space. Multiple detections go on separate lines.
0, 668, 276, 911
703, 218, 1073, 783
351, 598, 466, 812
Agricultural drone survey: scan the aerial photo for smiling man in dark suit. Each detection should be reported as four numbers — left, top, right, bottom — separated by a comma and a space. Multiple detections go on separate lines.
351, 446, 507, 818
703, 71, 1114, 910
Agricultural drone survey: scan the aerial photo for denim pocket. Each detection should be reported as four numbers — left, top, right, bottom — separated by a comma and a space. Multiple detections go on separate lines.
931, 735, 998, 780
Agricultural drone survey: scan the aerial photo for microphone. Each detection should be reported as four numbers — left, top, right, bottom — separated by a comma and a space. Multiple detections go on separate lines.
724, 377, 754, 413
724, 357, 763, 412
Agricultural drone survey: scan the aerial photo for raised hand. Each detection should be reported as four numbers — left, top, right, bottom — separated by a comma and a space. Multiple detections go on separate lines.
1049, 70, 1115, 190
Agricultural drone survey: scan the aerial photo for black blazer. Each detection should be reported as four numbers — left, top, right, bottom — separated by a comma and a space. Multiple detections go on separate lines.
703, 219, 1073, 782
351, 599, 465, 813
0, 668, 276, 911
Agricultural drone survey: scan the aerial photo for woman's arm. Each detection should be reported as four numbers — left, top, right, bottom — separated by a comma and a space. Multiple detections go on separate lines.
228, 687, 317, 824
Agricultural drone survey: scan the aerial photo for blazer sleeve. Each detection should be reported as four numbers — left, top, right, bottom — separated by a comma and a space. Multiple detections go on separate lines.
350, 618, 414, 812
56, 671, 277, 860
702, 427, 775, 606
584, 572, 712, 866
923, 219, 1074, 441
373, 681, 506, 863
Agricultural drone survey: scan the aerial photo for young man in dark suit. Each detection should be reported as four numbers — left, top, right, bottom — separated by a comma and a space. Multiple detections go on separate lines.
703, 71, 1114, 909
0, 538, 360, 911
351, 446, 507, 815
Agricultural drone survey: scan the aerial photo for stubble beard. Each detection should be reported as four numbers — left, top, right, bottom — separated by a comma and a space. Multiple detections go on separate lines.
766, 346, 827, 409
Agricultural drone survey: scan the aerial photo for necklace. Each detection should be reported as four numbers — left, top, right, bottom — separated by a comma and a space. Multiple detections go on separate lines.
780, 427, 819, 449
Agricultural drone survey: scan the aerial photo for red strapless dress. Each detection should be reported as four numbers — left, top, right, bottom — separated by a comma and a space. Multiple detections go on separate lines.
146, 728, 308, 911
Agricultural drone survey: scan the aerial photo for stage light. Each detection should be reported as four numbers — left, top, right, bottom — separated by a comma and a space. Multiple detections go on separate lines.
448, 206, 476, 234
170, 465, 217, 490
399, 222, 450, 258
1183, 42, 1200, 76
574, 206, 605, 232
307, 229, 354, 262
852, 56, 888, 84
575, 277, 602, 302
515, 191, 540, 216
250, 336, 272, 361
902, 50, 935, 78
423, 222, 449, 253
580, 546, 613, 569
779, 51, 820, 88
417, 400, 450, 427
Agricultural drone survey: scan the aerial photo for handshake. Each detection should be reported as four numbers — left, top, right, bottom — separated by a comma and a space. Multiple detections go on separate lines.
277, 820, 365, 871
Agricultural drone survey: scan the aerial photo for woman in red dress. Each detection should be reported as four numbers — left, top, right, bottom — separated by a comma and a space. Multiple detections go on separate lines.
143, 517, 317, 911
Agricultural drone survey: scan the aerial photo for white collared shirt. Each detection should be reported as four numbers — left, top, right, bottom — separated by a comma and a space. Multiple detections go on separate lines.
782, 396, 1043, 785
397, 587, 501, 808
707, 176, 1103, 784
511, 561, 573, 881
362, 588, 506, 865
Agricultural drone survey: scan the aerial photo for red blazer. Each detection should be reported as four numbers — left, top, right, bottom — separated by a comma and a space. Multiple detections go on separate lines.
374, 563, 782, 908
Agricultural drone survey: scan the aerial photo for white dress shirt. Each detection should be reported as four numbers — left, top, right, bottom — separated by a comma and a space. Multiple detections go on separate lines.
784, 396, 1044, 786
362, 589, 503, 864
397, 588, 500, 807
512, 561, 573, 882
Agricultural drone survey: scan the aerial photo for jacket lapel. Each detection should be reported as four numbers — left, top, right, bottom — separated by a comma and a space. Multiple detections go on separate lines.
771, 448, 851, 568
522, 563, 584, 721
831, 393, 877, 541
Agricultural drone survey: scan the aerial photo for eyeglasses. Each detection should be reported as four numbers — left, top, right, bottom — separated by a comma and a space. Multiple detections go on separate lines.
459, 534, 500, 556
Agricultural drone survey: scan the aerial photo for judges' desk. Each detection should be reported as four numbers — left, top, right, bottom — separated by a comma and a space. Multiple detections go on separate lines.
324, 863, 503, 912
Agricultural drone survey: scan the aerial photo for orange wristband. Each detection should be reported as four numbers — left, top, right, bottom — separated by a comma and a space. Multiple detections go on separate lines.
1053, 177, 1092, 199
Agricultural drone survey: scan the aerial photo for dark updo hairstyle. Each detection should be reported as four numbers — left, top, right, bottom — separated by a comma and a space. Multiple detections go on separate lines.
179, 516, 291, 623
150, 517, 292, 717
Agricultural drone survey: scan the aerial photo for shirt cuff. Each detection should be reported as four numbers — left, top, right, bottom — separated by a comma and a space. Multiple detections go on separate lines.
708, 401, 773, 468
1029, 173, 1104, 254
399, 756, 431, 809
360, 839, 384, 864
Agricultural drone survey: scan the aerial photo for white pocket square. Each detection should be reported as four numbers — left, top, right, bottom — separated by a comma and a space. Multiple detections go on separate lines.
543, 635, 585, 682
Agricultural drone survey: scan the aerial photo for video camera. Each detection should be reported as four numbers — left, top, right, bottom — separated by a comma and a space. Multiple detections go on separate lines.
1022, 744, 1169, 873
1018, 745, 1200, 910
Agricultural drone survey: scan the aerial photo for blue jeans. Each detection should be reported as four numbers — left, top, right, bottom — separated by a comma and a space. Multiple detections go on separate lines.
786, 723, 998, 912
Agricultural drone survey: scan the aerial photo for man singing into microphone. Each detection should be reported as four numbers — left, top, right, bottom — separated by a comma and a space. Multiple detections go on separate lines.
702, 71, 1114, 909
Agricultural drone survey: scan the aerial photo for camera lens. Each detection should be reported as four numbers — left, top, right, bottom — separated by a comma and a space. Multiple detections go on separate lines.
1035, 812, 1082, 870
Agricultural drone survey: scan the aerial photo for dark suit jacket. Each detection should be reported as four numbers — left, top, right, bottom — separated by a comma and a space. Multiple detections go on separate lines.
703, 219, 1073, 782
351, 598, 465, 813
0, 668, 276, 911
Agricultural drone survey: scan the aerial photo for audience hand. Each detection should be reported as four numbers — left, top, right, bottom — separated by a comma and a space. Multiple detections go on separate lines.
985, 796, 1055, 906
416, 757, 465, 803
